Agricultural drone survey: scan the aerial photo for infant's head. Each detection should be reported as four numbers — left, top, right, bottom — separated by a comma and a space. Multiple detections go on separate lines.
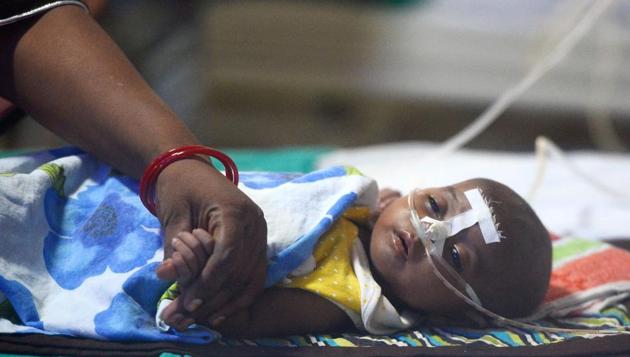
369, 178, 551, 319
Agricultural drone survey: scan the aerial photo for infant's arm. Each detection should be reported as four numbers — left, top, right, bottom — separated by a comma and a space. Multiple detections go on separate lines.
162, 229, 353, 337
215, 287, 353, 338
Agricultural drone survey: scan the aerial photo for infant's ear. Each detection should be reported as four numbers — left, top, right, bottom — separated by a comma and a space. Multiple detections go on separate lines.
370, 188, 402, 225
377, 188, 401, 212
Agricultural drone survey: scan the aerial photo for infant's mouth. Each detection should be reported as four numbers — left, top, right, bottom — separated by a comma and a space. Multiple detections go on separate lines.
399, 234, 408, 254
392, 230, 410, 258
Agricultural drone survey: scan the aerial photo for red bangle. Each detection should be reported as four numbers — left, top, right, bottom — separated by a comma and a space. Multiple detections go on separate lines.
139, 145, 239, 216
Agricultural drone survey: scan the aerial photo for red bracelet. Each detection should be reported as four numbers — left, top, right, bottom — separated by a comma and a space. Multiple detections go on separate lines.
139, 145, 239, 216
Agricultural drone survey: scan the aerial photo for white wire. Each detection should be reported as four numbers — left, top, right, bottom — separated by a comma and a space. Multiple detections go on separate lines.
528, 136, 630, 203
585, 5, 628, 152
429, 0, 613, 161
530, 0, 591, 62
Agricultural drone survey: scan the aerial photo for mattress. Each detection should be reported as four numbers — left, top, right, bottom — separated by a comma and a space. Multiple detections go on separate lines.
0, 143, 628, 356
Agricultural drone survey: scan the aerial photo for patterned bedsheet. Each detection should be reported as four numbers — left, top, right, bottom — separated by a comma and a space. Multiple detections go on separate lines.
217, 303, 628, 347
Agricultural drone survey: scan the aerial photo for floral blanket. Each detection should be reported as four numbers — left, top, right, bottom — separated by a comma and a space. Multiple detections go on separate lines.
0, 148, 376, 343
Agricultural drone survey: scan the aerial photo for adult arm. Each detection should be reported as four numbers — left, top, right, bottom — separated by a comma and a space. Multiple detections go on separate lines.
0, 5, 267, 322
0, 5, 195, 178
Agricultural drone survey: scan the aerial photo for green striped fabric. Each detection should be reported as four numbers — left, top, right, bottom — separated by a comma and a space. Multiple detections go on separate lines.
216, 304, 628, 347
215, 238, 629, 347
552, 238, 606, 267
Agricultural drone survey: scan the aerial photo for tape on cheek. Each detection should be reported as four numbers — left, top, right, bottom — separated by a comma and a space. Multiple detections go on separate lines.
418, 209, 476, 255
408, 195, 427, 241
408, 194, 443, 255
464, 189, 502, 244
408, 188, 502, 254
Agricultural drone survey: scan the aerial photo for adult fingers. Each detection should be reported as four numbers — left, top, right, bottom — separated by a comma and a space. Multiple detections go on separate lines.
188, 289, 233, 321
198, 222, 242, 294
193, 224, 266, 319
186, 216, 263, 312
176, 223, 243, 314
182, 234, 257, 316
160, 295, 184, 322
160, 296, 192, 331
207, 247, 267, 326
155, 258, 177, 281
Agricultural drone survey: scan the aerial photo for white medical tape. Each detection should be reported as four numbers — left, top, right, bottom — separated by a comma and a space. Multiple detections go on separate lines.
464, 189, 502, 244
409, 188, 502, 256
420, 210, 477, 255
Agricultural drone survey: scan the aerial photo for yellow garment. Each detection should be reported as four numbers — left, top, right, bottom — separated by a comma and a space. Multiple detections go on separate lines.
279, 207, 371, 314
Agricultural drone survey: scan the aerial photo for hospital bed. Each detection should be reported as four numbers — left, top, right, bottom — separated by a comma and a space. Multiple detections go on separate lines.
0, 143, 629, 356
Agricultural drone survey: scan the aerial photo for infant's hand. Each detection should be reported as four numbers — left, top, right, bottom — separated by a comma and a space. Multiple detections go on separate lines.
157, 229, 215, 286
157, 229, 215, 331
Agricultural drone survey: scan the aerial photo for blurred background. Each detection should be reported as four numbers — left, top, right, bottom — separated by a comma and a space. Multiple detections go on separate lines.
2, 0, 630, 151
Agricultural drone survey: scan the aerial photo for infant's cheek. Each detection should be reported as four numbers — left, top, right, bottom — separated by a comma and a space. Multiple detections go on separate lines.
369, 244, 389, 278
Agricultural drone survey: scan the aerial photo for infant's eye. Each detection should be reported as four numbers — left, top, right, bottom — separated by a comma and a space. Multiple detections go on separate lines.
451, 246, 463, 273
428, 195, 440, 216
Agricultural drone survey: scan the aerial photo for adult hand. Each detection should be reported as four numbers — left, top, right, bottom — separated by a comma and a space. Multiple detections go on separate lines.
154, 158, 267, 327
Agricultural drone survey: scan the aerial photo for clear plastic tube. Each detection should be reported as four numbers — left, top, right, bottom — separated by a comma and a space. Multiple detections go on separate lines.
528, 136, 630, 202
409, 182, 630, 336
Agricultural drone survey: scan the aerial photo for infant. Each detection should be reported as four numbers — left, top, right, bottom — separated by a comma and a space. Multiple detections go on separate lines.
158, 177, 552, 337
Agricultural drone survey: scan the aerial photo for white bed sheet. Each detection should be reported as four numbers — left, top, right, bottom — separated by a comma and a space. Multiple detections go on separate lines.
317, 142, 630, 239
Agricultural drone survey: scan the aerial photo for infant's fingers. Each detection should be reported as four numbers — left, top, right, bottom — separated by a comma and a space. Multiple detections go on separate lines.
192, 228, 215, 256
171, 252, 193, 285
173, 233, 203, 273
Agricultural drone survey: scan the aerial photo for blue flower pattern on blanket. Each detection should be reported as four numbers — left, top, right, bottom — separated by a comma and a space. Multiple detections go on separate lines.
239, 172, 303, 189
43, 176, 161, 290
93, 263, 216, 343
0, 276, 42, 330
0, 147, 376, 344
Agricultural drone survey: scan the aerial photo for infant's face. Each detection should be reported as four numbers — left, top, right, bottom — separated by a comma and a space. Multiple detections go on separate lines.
369, 180, 492, 314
